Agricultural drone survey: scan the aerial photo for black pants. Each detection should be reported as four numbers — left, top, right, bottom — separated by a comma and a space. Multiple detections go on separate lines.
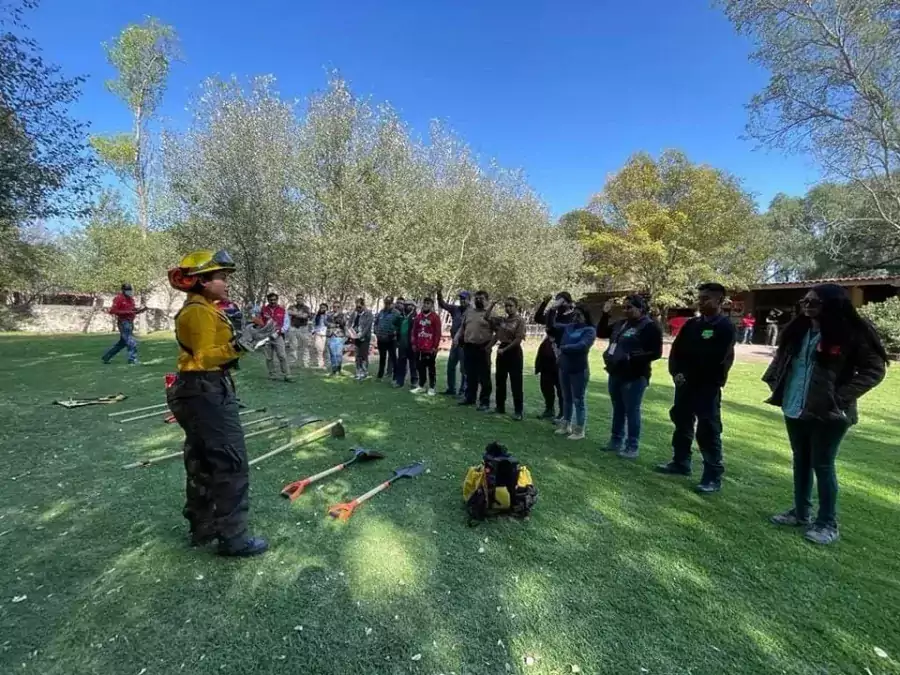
495, 345, 524, 414
376, 337, 397, 378
394, 346, 418, 387
463, 342, 492, 406
167, 372, 249, 544
416, 352, 437, 389
670, 382, 724, 480
539, 370, 561, 415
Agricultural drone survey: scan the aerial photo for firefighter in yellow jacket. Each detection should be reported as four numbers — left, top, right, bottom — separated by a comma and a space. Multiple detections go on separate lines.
167, 250, 275, 557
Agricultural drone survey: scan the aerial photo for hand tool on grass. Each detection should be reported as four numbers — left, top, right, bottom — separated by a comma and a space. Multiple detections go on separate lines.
327, 462, 425, 521
248, 418, 343, 467
54, 393, 128, 409
244, 422, 288, 440
281, 447, 385, 501
108, 402, 167, 417
120, 406, 266, 425
243, 415, 279, 428
122, 414, 322, 469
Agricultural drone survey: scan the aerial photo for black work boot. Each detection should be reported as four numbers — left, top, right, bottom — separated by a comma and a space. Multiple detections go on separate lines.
654, 460, 692, 476
189, 531, 216, 548
695, 470, 722, 494
218, 535, 269, 557
538, 408, 555, 419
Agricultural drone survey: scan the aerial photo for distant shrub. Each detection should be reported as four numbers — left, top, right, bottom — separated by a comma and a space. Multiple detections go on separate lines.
860, 297, 900, 355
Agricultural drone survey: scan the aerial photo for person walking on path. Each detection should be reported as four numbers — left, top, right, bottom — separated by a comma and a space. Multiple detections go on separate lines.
457, 290, 495, 411
393, 300, 419, 389
260, 293, 292, 382
766, 309, 783, 346
347, 297, 374, 380
548, 303, 596, 440
374, 296, 401, 381
535, 325, 562, 420
325, 301, 347, 376
763, 284, 887, 545
656, 283, 735, 493
166, 249, 273, 557
438, 289, 470, 398
311, 303, 329, 368
740, 313, 756, 345
411, 297, 442, 395
287, 295, 312, 367
102, 283, 147, 365
597, 296, 663, 459
491, 297, 527, 420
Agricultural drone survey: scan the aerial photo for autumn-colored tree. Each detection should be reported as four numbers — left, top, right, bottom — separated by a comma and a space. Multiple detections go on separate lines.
580, 150, 767, 310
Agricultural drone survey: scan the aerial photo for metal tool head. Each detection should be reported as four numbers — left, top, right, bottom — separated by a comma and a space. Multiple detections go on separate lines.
330, 421, 346, 439
392, 462, 425, 479
351, 447, 385, 462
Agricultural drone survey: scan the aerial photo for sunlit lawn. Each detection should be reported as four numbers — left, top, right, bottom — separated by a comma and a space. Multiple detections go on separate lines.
1, 332, 898, 675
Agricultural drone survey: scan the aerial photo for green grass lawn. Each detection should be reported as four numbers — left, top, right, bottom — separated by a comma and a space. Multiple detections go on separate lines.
1, 333, 899, 675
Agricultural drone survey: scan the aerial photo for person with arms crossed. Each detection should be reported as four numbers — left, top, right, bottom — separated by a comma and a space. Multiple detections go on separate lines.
346, 297, 374, 380
656, 282, 735, 493
411, 297, 442, 395
373, 296, 401, 381
260, 293, 292, 382
457, 290, 495, 411
287, 295, 312, 367
491, 297, 527, 420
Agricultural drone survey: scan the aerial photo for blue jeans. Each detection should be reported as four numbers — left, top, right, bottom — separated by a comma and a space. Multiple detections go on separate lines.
559, 367, 589, 427
607, 374, 648, 450
446, 343, 467, 395
327, 337, 345, 372
742, 326, 753, 344
102, 321, 137, 363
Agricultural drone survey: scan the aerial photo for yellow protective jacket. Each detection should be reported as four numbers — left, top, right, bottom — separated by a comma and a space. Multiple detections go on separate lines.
175, 293, 242, 372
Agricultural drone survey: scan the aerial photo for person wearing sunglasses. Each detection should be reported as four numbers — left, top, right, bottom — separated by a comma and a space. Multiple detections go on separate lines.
166, 249, 275, 557
657, 282, 735, 493
763, 284, 887, 545
598, 295, 663, 459
490, 297, 527, 420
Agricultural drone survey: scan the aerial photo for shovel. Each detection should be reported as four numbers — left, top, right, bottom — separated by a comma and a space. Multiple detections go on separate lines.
327, 462, 425, 521
281, 447, 385, 501
122, 411, 310, 470
248, 418, 344, 467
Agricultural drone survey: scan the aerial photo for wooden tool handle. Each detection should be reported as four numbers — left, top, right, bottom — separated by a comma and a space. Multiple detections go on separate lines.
248, 419, 342, 467
109, 402, 167, 417
123, 449, 182, 469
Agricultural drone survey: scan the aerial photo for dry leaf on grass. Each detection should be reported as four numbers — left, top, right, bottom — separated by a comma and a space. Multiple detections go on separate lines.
411, 653, 422, 661
11, 595, 26, 603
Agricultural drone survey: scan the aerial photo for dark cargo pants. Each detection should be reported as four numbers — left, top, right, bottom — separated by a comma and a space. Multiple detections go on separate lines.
167, 372, 250, 544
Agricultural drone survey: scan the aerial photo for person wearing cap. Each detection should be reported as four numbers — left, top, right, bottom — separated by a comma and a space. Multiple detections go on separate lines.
597, 295, 663, 459
437, 289, 470, 397
166, 249, 275, 557
101, 283, 148, 365
260, 292, 292, 382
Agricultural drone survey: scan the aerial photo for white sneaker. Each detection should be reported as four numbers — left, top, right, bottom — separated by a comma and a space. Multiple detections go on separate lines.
410, 387, 424, 394
427, 388, 436, 396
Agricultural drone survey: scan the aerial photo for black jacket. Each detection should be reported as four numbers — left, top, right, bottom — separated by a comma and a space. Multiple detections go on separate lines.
668, 314, 735, 387
599, 313, 663, 380
534, 336, 558, 376
762, 331, 886, 425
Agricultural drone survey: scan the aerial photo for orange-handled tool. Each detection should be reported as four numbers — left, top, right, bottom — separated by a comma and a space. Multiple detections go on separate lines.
328, 462, 424, 521
281, 448, 384, 501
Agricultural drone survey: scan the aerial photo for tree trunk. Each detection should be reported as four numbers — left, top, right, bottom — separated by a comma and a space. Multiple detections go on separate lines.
134, 105, 148, 236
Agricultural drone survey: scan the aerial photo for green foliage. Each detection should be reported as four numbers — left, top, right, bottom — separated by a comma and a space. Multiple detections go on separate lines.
580, 150, 767, 309
56, 191, 173, 294
103, 17, 178, 116
860, 297, 900, 355
89, 133, 138, 182
0, 0, 95, 223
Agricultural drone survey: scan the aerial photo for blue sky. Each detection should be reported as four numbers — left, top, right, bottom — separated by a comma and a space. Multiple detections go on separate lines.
28, 0, 820, 219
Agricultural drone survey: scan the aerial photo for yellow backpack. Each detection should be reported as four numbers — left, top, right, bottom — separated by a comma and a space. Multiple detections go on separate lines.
462, 442, 537, 523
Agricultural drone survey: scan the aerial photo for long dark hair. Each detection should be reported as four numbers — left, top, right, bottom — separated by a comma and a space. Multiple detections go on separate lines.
779, 283, 888, 364
572, 303, 594, 327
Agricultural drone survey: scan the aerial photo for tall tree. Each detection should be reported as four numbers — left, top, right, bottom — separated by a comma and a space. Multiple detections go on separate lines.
581, 150, 767, 310
0, 0, 95, 224
91, 17, 178, 233
720, 0, 900, 250
163, 76, 301, 304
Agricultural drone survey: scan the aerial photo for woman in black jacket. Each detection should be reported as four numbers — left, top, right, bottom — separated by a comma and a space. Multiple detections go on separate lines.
763, 283, 887, 545
598, 296, 663, 459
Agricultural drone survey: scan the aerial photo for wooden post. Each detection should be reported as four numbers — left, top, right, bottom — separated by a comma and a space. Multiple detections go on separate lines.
849, 286, 864, 308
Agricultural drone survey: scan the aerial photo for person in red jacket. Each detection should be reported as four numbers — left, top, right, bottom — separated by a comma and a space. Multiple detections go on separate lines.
740, 313, 756, 345
411, 297, 442, 396
260, 292, 292, 382
102, 283, 147, 365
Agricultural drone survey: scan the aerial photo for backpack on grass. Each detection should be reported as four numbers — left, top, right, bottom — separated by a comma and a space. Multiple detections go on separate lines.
462, 442, 536, 524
